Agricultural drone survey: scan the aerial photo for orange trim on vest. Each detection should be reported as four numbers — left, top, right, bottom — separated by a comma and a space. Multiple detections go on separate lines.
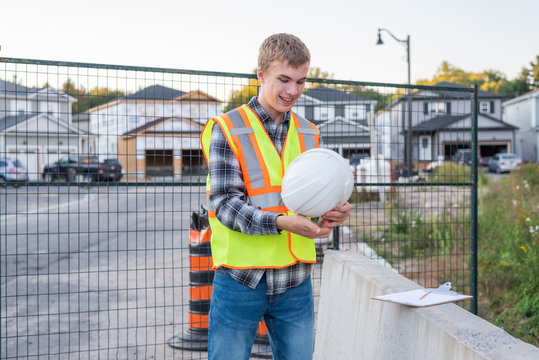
292, 114, 307, 153
264, 205, 287, 213
213, 260, 298, 270
208, 210, 216, 218
248, 185, 281, 196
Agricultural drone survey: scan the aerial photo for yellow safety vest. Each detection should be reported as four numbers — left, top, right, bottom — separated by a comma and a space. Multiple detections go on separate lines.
200, 104, 320, 269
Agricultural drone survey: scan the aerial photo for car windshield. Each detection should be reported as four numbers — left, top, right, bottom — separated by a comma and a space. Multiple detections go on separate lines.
501, 154, 517, 159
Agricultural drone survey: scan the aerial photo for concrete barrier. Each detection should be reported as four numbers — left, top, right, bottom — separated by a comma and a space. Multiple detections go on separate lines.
314, 251, 539, 360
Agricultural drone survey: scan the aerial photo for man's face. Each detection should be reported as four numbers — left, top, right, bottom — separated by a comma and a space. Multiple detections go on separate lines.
257, 60, 309, 122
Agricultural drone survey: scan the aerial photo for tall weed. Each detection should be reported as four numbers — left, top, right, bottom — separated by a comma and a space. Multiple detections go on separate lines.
478, 164, 539, 345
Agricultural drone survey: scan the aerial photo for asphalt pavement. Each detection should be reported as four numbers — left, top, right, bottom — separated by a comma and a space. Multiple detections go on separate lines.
1, 184, 210, 359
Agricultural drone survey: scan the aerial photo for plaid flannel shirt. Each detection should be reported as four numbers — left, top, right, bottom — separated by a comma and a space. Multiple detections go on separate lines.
208, 97, 314, 295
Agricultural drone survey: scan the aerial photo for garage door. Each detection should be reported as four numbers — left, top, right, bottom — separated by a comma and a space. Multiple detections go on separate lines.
479, 143, 509, 160
146, 149, 174, 176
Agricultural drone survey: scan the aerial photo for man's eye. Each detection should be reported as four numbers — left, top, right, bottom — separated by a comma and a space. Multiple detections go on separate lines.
279, 78, 288, 83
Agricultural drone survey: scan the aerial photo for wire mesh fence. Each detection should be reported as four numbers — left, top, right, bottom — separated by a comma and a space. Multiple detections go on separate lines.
1, 58, 479, 359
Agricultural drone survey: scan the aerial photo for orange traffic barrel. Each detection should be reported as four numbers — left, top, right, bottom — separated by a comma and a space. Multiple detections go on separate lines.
252, 320, 272, 358
168, 228, 213, 350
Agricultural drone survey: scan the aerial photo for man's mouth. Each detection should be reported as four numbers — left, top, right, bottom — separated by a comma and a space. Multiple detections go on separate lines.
280, 96, 293, 104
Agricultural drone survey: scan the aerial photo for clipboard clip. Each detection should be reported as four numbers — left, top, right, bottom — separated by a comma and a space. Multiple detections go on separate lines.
427, 282, 458, 296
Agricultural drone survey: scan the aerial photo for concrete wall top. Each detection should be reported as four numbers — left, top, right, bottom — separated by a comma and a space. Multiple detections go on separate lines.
314, 251, 539, 360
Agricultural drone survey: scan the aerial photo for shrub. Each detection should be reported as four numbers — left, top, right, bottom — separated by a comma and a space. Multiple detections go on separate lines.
429, 162, 488, 186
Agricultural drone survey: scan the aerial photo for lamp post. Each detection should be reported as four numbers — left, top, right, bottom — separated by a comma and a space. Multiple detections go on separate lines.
377, 28, 413, 175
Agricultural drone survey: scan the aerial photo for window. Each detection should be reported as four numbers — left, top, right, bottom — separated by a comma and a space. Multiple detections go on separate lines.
425, 102, 446, 114
490, 101, 495, 114
320, 108, 328, 120
305, 105, 314, 119
422, 137, 429, 149
480, 101, 490, 113
335, 105, 345, 117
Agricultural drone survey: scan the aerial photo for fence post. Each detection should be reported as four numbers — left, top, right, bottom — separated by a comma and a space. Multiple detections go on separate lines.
471, 84, 479, 315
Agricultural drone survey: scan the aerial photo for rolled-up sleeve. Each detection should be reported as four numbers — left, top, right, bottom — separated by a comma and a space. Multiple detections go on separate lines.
208, 124, 281, 235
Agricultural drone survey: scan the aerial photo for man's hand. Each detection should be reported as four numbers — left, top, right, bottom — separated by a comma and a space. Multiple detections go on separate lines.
318, 202, 352, 229
276, 214, 332, 239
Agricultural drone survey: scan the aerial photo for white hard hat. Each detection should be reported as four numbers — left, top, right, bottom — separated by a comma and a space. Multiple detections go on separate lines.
282, 148, 354, 217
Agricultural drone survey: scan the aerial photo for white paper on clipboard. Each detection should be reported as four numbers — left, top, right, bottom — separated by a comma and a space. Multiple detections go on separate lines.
372, 283, 472, 308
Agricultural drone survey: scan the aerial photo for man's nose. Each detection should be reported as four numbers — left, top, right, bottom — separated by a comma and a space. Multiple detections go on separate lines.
286, 84, 299, 96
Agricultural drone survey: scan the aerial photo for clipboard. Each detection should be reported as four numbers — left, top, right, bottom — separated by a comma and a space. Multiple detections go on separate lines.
371, 282, 472, 308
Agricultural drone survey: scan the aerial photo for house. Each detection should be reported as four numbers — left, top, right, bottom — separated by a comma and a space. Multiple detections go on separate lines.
88, 85, 222, 165
118, 116, 205, 179
293, 86, 377, 158
374, 82, 517, 166
0, 79, 89, 180
502, 88, 539, 163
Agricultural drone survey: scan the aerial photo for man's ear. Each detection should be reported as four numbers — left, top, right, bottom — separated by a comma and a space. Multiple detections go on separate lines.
256, 67, 264, 84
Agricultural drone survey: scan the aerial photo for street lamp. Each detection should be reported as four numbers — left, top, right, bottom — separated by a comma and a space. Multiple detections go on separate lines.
376, 28, 413, 175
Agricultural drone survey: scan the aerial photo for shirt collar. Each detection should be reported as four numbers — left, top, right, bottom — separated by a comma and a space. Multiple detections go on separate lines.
248, 96, 291, 125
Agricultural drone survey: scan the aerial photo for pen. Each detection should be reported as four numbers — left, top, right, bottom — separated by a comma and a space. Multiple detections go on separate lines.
419, 290, 431, 300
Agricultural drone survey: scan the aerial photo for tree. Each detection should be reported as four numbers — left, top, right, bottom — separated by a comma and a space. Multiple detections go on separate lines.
224, 77, 260, 112
61, 78, 125, 114
417, 56, 539, 98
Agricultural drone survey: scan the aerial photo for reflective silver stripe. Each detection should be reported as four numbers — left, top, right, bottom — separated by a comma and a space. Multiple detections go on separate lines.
294, 113, 317, 150
296, 128, 318, 135
250, 192, 284, 208
226, 109, 246, 128
230, 128, 254, 135
228, 108, 265, 189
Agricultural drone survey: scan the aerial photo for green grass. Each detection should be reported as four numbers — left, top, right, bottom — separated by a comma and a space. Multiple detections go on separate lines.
478, 164, 539, 346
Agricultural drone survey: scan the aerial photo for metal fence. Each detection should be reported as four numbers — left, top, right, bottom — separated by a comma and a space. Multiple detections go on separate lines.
1, 58, 478, 359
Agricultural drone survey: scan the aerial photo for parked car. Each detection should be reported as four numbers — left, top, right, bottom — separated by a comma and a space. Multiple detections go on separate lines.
451, 149, 484, 166
487, 153, 522, 173
0, 157, 29, 186
42, 155, 100, 182
99, 159, 123, 182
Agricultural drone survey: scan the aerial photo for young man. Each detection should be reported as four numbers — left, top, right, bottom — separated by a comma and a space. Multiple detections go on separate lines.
200, 33, 352, 360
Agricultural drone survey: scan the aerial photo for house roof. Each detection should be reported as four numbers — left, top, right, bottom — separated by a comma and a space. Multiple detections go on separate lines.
0, 113, 38, 131
121, 85, 186, 100
122, 116, 202, 136
410, 115, 467, 132
0, 79, 75, 102
303, 86, 373, 103
410, 113, 518, 133
318, 116, 370, 137
502, 88, 539, 106
429, 82, 504, 99
0, 112, 87, 135
0, 79, 36, 96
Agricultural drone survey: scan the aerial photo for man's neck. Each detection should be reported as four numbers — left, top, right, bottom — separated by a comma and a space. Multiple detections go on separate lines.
257, 97, 285, 125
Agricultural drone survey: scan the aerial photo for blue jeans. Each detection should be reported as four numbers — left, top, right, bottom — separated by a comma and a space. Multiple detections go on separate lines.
208, 271, 314, 360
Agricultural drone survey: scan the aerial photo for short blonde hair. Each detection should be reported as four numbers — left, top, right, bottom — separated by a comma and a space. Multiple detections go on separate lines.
258, 33, 310, 72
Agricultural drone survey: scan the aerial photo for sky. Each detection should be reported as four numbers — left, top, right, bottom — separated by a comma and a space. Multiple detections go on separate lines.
1, 0, 538, 86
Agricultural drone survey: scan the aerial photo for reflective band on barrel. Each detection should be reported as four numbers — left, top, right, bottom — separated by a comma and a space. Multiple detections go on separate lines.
189, 229, 211, 244
189, 313, 209, 329
190, 285, 213, 300
189, 256, 214, 271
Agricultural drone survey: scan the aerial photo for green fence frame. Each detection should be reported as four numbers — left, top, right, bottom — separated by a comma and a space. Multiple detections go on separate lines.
1, 57, 478, 359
